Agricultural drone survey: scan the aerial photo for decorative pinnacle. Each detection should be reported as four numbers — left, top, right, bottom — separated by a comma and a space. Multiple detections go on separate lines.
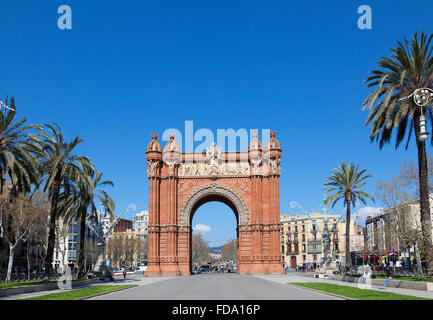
270, 131, 276, 138
252, 132, 258, 138
151, 134, 158, 140
169, 134, 175, 140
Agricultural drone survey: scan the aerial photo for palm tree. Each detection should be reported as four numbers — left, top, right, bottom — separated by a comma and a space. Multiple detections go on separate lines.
36, 123, 91, 274
323, 162, 374, 271
71, 163, 114, 279
0, 95, 40, 195
362, 32, 433, 278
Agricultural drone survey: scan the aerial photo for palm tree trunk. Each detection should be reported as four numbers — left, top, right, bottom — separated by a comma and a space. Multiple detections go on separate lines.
345, 200, 351, 272
415, 111, 433, 279
44, 179, 61, 274
77, 208, 87, 279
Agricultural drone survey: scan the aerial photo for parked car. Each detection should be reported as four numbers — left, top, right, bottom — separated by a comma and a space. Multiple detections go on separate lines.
199, 265, 209, 272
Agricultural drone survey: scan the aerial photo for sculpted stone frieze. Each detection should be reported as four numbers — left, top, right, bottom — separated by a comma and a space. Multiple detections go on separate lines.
178, 161, 250, 177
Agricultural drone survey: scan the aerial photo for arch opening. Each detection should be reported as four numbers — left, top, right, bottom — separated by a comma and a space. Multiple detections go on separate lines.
191, 201, 238, 274
178, 183, 248, 275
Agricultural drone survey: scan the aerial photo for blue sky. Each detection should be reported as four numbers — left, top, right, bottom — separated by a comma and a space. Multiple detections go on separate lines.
1, 1, 432, 246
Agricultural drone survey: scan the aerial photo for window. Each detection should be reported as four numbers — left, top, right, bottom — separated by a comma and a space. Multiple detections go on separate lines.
302, 225, 305, 232
69, 224, 77, 233
303, 255, 306, 261
302, 234, 305, 242
68, 251, 77, 259
295, 226, 298, 232
302, 244, 306, 252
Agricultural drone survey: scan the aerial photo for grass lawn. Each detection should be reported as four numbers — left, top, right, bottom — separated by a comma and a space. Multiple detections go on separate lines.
0, 279, 87, 289
289, 282, 432, 300
373, 275, 433, 282
20, 285, 136, 300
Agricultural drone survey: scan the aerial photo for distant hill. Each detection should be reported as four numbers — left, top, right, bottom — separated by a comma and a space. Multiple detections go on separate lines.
208, 245, 224, 253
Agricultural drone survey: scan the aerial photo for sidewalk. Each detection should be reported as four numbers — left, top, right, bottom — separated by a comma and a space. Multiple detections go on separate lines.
253, 273, 433, 299
0, 275, 174, 300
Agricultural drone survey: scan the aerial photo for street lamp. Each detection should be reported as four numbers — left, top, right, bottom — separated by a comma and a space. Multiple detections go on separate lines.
400, 87, 433, 141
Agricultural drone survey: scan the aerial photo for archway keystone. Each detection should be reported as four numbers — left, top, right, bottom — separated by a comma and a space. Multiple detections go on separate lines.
145, 132, 284, 275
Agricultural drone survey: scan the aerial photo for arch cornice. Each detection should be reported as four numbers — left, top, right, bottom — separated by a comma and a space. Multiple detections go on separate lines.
179, 183, 249, 226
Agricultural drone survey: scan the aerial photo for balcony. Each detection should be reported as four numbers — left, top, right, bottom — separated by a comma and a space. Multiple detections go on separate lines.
307, 241, 322, 254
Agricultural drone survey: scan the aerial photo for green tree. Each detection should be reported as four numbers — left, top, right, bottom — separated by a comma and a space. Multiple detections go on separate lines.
0, 95, 40, 195
71, 164, 114, 279
36, 123, 91, 274
323, 162, 374, 270
362, 32, 433, 278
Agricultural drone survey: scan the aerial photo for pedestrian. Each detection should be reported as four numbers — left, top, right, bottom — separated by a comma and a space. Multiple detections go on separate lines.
395, 260, 401, 272
384, 270, 393, 288
122, 268, 127, 279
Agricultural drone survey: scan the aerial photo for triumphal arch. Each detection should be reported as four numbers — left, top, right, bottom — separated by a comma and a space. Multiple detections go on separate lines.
145, 131, 284, 275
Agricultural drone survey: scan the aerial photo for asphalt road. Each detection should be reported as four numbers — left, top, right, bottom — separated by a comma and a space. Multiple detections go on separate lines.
90, 273, 341, 300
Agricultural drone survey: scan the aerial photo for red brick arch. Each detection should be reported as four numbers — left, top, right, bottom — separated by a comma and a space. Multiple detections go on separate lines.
145, 132, 284, 275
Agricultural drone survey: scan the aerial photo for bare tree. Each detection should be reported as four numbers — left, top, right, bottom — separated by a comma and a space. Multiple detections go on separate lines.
123, 236, 138, 268
376, 175, 424, 273
0, 195, 40, 282
394, 207, 423, 273
136, 238, 148, 265
399, 155, 433, 197
106, 236, 123, 268
221, 240, 237, 263
191, 233, 210, 265
25, 191, 50, 280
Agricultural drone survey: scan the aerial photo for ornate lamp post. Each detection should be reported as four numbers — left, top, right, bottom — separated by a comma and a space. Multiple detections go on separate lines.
400, 87, 433, 141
